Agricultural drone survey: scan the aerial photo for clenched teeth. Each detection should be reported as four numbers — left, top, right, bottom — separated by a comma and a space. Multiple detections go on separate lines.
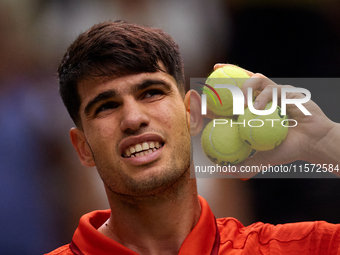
123, 141, 162, 158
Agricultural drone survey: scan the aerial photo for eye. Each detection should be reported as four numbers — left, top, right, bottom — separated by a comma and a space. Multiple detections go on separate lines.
143, 89, 164, 99
95, 101, 118, 114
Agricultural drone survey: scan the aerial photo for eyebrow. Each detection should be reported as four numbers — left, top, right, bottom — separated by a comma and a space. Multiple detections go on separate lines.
84, 90, 117, 116
84, 78, 172, 116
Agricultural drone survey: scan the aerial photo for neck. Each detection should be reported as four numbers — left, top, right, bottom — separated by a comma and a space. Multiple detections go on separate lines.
98, 168, 201, 255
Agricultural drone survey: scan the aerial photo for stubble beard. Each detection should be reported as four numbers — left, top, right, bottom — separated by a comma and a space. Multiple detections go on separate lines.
93, 130, 191, 200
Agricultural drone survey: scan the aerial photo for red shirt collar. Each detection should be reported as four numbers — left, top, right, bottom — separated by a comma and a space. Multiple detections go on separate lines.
71, 196, 217, 255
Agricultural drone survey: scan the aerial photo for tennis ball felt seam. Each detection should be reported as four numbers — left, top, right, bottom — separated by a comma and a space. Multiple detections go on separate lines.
204, 66, 250, 116
209, 126, 249, 157
202, 118, 252, 165
238, 102, 288, 151
250, 106, 286, 149
216, 68, 236, 112
220, 68, 238, 87
248, 103, 271, 148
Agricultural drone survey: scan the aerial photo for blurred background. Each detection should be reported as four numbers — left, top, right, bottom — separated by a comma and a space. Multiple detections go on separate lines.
1, 0, 340, 254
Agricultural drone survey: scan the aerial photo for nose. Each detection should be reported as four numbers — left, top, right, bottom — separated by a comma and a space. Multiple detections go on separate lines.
120, 98, 150, 133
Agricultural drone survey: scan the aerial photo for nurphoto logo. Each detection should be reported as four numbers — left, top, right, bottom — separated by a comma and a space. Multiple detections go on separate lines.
200, 84, 312, 117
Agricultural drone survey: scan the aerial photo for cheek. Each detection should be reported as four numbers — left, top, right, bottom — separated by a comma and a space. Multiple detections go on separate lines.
161, 109, 173, 130
85, 121, 118, 151
154, 102, 187, 132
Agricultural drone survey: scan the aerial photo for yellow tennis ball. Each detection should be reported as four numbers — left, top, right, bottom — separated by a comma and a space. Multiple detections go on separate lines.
204, 65, 250, 116
238, 102, 288, 151
201, 119, 254, 165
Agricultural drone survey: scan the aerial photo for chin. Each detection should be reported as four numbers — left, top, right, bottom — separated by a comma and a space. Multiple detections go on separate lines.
121, 162, 190, 198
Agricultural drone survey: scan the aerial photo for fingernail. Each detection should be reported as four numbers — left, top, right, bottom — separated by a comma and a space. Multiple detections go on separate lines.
254, 101, 259, 109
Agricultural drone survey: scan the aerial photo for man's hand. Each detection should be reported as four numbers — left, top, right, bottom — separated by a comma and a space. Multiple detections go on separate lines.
210, 64, 339, 179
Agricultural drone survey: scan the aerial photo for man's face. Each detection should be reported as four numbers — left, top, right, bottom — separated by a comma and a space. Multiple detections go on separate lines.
74, 69, 191, 197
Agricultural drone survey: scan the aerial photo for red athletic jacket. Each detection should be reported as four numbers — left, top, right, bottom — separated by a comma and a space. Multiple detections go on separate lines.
46, 196, 340, 254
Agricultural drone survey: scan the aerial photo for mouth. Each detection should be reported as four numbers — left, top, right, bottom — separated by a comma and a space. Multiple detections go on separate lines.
122, 141, 165, 158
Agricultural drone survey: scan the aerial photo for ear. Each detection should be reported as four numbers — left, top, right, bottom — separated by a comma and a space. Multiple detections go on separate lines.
184, 90, 203, 136
69, 127, 96, 167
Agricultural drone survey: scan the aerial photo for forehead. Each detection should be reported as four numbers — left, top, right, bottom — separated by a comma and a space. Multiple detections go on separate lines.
77, 70, 179, 108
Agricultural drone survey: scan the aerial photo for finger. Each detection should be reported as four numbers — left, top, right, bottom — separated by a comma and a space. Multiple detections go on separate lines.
254, 84, 298, 111
253, 85, 283, 110
241, 73, 280, 110
213, 63, 254, 77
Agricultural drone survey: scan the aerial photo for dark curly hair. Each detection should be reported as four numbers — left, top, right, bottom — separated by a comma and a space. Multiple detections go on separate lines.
58, 20, 185, 126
